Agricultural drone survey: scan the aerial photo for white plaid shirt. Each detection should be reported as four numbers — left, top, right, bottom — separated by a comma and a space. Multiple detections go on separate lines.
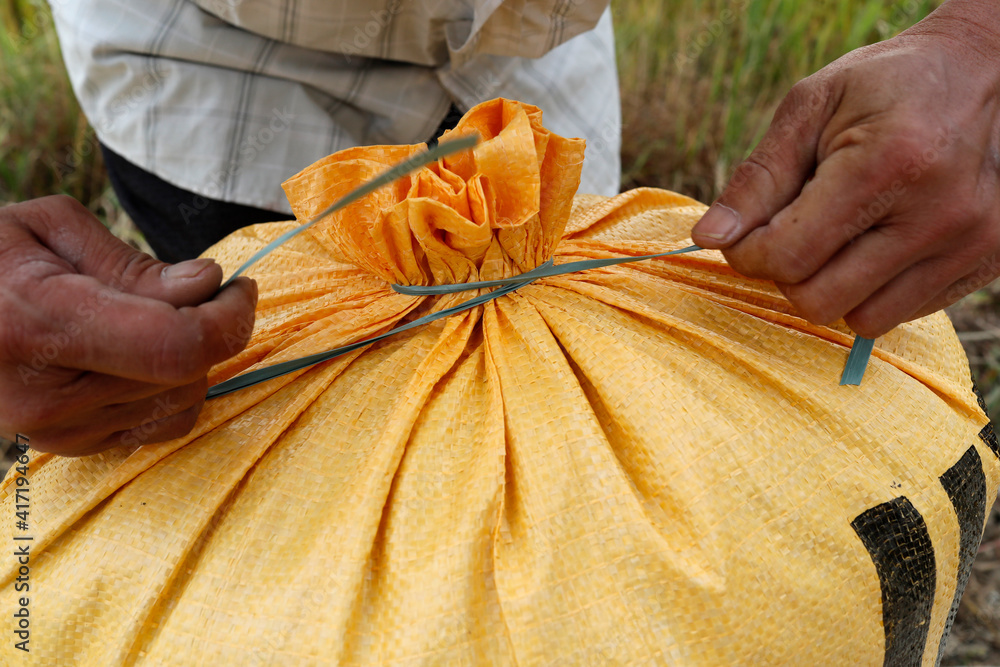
50, 0, 621, 215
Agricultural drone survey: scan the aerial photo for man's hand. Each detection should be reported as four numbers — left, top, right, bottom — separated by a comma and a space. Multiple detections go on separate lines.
0, 196, 256, 456
691, 0, 1000, 339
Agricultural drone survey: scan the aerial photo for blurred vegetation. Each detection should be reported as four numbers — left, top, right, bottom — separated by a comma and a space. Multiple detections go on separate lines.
0, 0, 145, 246
613, 0, 940, 199
0, 0, 99, 201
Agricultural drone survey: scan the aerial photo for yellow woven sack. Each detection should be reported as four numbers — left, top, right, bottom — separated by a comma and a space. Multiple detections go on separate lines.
2, 99, 998, 666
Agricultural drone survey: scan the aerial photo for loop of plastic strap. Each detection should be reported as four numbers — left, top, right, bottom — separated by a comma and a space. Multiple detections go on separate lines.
207, 240, 874, 398
217, 134, 479, 292
206, 129, 871, 398
206, 271, 539, 399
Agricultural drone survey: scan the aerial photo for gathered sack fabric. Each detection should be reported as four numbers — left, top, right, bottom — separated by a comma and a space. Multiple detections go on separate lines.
1, 99, 998, 666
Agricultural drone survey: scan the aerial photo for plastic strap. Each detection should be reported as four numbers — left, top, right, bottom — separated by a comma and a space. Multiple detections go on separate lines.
207, 248, 704, 398
205, 274, 536, 399
839, 335, 876, 386
391, 246, 702, 295
207, 149, 875, 398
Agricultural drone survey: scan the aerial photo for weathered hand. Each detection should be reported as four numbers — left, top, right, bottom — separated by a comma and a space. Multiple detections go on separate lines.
0, 196, 256, 456
691, 0, 1000, 339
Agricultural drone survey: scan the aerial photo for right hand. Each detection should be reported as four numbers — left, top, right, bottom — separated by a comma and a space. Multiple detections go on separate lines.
691, 0, 1000, 338
0, 196, 257, 457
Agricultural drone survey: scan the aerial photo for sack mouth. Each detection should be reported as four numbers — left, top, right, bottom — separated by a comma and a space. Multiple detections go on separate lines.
280, 98, 586, 287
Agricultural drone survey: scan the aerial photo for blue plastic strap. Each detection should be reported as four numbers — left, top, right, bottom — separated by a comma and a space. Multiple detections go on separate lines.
839, 335, 876, 386
207, 144, 875, 398
206, 275, 536, 399
391, 246, 702, 295
207, 247, 706, 398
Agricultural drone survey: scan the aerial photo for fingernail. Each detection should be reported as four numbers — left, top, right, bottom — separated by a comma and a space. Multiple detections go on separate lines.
694, 203, 742, 243
163, 258, 216, 280
250, 278, 259, 304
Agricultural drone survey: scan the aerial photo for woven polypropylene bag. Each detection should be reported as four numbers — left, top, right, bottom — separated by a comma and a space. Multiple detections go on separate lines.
2, 99, 998, 666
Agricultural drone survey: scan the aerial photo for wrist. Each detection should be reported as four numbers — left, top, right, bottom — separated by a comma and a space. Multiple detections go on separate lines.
902, 0, 1000, 59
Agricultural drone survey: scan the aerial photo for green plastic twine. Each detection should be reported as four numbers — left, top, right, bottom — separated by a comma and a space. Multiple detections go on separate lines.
208, 240, 876, 398
840, 335, 875, 386
206, 135, 875, 397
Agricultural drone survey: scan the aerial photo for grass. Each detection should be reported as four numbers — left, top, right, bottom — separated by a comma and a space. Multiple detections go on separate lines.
0, 0, 148, 249
0, 0, 98, 201
613, 0, 940, 199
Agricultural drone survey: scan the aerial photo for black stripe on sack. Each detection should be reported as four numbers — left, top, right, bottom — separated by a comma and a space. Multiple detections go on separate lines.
972, 379, 999, 459
935, 446, 988, 666
852, 497, 936, 667
980, 421, 1000, 460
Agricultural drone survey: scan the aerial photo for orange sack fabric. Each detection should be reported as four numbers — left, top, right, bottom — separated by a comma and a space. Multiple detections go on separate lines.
1, 98, 998, 665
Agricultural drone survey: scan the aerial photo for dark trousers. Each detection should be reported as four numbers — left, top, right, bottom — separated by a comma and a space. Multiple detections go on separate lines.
103, 105, 465, 262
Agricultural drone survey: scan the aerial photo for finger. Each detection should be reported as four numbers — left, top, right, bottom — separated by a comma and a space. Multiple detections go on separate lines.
9, 369, 200, 431
33, 403, 203, 457
775, 215, 960, 328
691, 79, 836, 248
94, 377, 208, 434
21, 275, 257, 384
909, 256, 1000, 321
722, 144, 908, 284
113, 403, 205, 451
10, 195, 224, 308
11, 375, 207, 437
842, 260, 961, 339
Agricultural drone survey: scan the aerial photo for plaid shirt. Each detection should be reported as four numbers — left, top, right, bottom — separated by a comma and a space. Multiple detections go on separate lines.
51, 0, 621, 214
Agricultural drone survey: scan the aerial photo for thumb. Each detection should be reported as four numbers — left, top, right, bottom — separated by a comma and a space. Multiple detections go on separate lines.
691, 79, 835, 249
25, 195, 224, 307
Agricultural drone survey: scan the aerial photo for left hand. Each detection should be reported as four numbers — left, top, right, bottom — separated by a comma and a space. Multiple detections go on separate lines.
691, 0, 1000, 339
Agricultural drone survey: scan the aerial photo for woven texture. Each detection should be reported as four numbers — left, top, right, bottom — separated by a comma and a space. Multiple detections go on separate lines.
2, 99, 998, 666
